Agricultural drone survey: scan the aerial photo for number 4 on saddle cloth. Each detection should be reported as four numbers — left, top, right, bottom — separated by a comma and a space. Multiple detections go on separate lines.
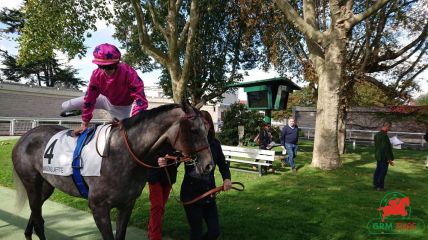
42, 125, 112, 198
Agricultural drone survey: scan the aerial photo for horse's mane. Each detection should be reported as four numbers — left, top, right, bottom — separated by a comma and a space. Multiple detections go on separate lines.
121, 103, 181, 128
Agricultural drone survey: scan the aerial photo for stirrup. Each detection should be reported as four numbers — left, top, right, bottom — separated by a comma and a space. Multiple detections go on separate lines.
60, 110, 82, 117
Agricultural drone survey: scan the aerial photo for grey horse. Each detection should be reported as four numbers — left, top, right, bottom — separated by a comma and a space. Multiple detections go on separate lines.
12, 102, 213, 240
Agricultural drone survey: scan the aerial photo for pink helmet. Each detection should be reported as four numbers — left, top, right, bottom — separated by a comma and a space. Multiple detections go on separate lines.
92, 43, 121, 65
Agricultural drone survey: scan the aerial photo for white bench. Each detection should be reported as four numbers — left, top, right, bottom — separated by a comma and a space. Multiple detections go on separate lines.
221, 145, 276, 176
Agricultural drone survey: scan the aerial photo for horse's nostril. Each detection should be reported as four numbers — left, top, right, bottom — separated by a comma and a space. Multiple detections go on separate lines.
205, 164, 212, 172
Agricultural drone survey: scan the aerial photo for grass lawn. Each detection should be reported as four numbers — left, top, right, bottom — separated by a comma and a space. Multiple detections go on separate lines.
1, 139, 427, 239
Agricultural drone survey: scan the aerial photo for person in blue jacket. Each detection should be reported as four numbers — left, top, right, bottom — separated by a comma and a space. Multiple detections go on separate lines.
281, 118, 299, 173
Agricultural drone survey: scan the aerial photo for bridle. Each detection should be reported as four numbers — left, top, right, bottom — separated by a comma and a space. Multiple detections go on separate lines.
119, 112, 210, 169
118, 110, 245, 204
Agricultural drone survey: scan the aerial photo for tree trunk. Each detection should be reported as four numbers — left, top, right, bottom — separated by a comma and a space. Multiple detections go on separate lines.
168, 61, 182, 103
311, 36, 344, 169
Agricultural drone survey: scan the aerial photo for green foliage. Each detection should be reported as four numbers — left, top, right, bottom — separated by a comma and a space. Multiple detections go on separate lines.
2, 139, 428, 239
270, 125, 281, 142
0, 50, 27, 82
350, 81, 401, 107
0, 50, 84, 89
0, 140, 17, 188
416, 93, 428, 105
217, 103, 264, 146
18, 0, 111, 64
0, 8, 23, 34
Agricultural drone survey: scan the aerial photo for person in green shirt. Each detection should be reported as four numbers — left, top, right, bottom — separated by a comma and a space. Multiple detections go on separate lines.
373, 121, 395, 191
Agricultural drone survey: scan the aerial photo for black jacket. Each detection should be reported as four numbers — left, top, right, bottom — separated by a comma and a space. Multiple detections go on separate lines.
180, 137, 231, 204
259, 128, 272, 149
147, 147, 179, 186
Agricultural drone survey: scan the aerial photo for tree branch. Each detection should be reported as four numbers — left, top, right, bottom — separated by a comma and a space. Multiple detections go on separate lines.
280, 33, 306, 65
378, 23, 428, 62
178, 21, 190, 49
369, 5, 388, 58
130, 0, 167, 66
346, 0, 354, 12
130, 0, 149, 42
363, 75, 401, 98
274, 0, 325, 45
348, 0, 391, 28
180, 0, 199, 87
147, 0, 168, 40
176, 0, 183, 10
398, 44, 428, 80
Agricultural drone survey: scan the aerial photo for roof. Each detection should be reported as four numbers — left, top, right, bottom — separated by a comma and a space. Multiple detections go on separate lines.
228, 77, 301, 90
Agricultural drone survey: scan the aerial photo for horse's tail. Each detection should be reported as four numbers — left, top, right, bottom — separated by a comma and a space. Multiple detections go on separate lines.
13, 166, 28, 213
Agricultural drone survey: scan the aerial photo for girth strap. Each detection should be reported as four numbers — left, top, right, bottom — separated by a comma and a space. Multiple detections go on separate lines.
72, 128, 96, 199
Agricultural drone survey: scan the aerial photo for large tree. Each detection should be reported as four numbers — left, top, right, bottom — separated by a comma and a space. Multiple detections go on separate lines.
272, 0, 392, 169
239, 0, 426, 169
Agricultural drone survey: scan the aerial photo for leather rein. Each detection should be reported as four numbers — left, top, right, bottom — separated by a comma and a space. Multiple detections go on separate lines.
181, 182, 245, 205
118, 113, 209, 169
95, 113, 245, 204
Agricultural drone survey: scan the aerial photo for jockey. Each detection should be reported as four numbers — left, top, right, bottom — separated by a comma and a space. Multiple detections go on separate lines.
60, 43, 148, 135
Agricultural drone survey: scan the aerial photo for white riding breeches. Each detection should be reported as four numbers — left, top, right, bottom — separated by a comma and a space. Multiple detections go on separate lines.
62, 95, 132, 120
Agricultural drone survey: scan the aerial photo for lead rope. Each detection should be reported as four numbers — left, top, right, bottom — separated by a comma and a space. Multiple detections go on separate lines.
162, 160, 245, 205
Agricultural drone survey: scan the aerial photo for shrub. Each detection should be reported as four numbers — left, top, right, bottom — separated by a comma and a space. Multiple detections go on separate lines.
217, 103, 264, 146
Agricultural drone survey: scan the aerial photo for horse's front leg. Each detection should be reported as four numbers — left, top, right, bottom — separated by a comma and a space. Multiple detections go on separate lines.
115, 199, 137, 240
89, 202, 114, 240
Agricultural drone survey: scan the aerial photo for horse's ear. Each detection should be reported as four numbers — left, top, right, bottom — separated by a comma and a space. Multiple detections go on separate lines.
195, 94, 207, 110
195, 97, 206, 110
180, 98, 192, 113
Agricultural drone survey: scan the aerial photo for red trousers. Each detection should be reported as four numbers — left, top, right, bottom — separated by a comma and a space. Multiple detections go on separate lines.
148, 183, 172, 240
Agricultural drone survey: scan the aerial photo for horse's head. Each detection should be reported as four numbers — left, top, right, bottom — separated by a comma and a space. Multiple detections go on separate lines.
167, 101, 214, 175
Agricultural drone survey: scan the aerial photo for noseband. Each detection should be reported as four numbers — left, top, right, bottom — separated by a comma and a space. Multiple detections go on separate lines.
119, 112, 209, 168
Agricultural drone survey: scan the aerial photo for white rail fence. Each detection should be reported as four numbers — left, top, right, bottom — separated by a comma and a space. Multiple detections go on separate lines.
298, 127, 426, 148
0, 117, 107, 136
1, 118, 426, 148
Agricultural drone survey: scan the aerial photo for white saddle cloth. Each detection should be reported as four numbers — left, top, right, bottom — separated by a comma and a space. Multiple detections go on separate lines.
42, 125, 111, 176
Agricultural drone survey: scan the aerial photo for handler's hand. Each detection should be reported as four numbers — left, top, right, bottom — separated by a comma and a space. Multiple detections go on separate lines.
223, 179, 232, 191
72, 122, 88, 137
388, 160, 395, 166
158, 157, 167, 167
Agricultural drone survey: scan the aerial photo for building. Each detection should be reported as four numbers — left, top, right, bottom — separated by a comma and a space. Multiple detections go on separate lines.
0, 82, 237, 133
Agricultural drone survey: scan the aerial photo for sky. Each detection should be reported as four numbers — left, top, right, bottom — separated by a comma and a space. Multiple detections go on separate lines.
0, 1, 426, 100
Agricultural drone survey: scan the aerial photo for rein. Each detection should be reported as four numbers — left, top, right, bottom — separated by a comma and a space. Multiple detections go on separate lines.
95, 123, 115, 158
118, 112, 209, 169
161, 156, 245, 206
180, 182, 245, 205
